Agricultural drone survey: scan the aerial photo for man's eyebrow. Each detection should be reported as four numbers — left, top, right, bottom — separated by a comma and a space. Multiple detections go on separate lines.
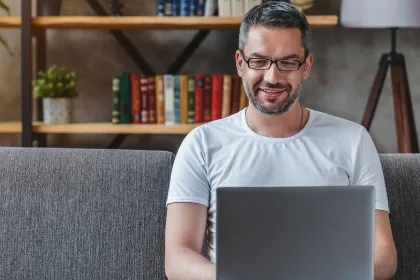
249, 52, 300, 60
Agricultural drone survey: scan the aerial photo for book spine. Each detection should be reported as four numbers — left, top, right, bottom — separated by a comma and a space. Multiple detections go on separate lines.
197, 0, 206, 15
157, 0, 166, 15
230, 75, 241, 114
180, 75, 189, 124
204, 0, 217, 16
155, 75, 165, 124
112, 77, 120, 124
119, 72, 131, 124
165, 0, 172, 15
221, 75, 232, 118
195, 75, 204, 123
172, 0, 180, 15
218, 0, 231, 16
180, 0, 190, 16
187, 76, 195, 124
203, 75, 212, 122
131, 74, 141, 124
173, 75, 181, 124
190, 0, 198, 15
164, 75, 175, 125
140, 75, 149, 123
148, 76, 156, 124
232, 0, 245, 16
211, 74, 222, 120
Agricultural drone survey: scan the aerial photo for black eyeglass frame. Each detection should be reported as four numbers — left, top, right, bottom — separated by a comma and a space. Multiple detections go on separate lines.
239, 49, 309, 72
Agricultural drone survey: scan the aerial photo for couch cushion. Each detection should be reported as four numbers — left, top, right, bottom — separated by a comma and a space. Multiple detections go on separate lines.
0, 147, 174, 280
380, 154, 420, 279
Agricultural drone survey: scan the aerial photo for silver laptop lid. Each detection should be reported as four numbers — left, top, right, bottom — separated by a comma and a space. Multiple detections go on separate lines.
216, 186, 375, 280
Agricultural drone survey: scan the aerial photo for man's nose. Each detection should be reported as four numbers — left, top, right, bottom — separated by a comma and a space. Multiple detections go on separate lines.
264, 62, 284, 84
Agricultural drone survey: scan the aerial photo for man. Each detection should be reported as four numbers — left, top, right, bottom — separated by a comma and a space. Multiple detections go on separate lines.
164, 1, 397, 280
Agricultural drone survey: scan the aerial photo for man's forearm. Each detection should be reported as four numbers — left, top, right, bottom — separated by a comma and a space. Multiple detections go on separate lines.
375, 245, 397, 280
165, 247, 216, 280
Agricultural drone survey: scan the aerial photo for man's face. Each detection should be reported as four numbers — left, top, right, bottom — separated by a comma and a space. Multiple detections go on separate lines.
235, 25, 313, 115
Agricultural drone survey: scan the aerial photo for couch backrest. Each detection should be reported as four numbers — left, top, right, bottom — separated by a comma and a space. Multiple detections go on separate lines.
0, 147, 174, 280
0, 148, 418, 280
380, 154, 420, 279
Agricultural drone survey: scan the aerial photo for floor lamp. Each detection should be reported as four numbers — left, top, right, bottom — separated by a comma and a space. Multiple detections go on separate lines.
340, 0, 420, 153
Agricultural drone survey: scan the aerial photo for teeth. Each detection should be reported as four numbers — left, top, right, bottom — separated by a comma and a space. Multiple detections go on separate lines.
261, 89, 284, 93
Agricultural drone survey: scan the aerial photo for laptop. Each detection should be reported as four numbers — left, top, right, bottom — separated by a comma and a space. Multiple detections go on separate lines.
215, 186, 375, 280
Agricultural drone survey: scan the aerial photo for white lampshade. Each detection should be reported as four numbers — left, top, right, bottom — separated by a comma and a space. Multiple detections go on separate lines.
340, 0, 420, 28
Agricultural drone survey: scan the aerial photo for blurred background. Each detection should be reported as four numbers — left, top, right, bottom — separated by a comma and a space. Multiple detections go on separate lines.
0, 0, 419, 153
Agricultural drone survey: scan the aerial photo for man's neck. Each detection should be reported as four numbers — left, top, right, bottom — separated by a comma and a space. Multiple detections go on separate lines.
245, 102, 308, 138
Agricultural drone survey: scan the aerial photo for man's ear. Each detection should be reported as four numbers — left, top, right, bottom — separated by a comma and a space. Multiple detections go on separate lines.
302, 52, 314, 79
235, 50, 243, 77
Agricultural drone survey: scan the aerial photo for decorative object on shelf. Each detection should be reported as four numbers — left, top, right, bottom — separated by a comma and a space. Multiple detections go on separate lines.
0, 0, 12, 55
33, 65, 79, 124
341, 0, 420, 153
42, 0, 63, 16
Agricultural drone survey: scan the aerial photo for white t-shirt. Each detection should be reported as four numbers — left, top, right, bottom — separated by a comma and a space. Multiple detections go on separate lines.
166, 107, 389, 264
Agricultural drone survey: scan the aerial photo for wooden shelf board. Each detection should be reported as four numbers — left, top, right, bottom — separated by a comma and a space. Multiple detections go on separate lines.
0, 17, 21, 28
0, 122, 22, 133
0, 122, 199, 134
33, 123, 199, 134
33, 16, 338, 29
0, 16, 338, 29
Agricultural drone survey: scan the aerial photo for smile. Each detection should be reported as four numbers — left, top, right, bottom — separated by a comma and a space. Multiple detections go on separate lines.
259, 88, 288, 98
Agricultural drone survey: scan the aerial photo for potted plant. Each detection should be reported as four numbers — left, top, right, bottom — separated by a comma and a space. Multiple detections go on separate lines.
33, 65, 79, 124
0, 0, 13, 55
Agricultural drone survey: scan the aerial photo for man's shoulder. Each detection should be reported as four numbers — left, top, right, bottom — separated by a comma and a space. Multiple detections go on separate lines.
310, 109, 365, 136
184, 110, 244, 141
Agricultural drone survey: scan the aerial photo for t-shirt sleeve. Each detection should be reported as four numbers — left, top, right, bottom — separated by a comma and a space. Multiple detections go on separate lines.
351, 127, 389, 212
166, 127, 210, 207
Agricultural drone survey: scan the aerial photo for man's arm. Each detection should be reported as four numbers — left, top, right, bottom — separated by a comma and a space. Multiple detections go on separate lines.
350, 127, 397, 279
374, 210, 397, 280
165, 202, 215, 280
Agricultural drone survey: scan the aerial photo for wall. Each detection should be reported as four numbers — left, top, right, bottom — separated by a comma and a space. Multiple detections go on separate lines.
1, 0, 419, 153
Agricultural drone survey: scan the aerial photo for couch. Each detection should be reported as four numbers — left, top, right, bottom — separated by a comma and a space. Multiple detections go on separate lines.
0, 147, 418, 279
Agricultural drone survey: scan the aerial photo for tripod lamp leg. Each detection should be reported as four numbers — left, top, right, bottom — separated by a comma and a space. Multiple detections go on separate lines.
390, 54, 418, 153
362, 54, 389, 130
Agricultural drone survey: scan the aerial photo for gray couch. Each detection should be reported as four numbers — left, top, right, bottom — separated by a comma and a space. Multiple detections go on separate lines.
0, 147, 418, 279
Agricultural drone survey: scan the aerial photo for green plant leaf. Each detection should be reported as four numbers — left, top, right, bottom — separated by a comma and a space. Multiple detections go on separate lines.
33, 65, 79, 99
0, 1, 11, 15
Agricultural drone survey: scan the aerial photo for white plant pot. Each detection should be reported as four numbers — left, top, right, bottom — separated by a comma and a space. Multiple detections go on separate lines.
43, 97, 72, 124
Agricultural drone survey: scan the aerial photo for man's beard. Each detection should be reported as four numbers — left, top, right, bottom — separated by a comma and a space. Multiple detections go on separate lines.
243, 81, 303, 115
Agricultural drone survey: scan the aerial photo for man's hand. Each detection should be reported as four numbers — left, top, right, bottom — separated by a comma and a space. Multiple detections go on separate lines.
374, 210, 397, 280
165, 202, 215, 280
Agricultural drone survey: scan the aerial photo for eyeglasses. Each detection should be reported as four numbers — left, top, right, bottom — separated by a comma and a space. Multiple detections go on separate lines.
240, 50, 308, 71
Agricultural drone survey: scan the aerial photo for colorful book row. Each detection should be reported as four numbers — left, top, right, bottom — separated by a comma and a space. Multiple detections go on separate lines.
111, 73, 249, 125
156, 0, 263, 17
157, 0, 216, 16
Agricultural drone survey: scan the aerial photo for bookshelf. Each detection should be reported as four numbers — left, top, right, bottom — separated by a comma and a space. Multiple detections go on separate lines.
6, 0, 340, 146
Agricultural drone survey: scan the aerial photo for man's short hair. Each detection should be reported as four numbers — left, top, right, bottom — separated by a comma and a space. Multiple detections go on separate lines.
239, 1, 312, 54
